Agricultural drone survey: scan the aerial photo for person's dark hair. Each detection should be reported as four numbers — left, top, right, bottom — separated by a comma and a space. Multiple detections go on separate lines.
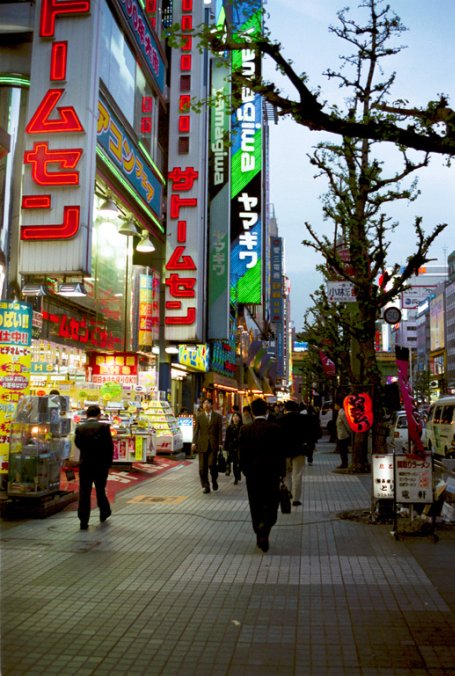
243, 405, 251, 413
251, 398, 267, 416
284, 400, 298, 412
49, 389, 60, 395
86, 405, 101, 418
202, 398, 212, 405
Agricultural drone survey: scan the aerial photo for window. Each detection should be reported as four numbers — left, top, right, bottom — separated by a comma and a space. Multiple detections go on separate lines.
99, 1, 159, 161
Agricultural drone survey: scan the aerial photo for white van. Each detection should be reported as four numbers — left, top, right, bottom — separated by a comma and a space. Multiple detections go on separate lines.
425, 396, 455, 458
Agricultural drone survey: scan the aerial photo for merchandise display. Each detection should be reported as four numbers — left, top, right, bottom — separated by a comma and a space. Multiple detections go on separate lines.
141, 400, 183, 453
8, 395, 72, 497
105, 403, 156, 463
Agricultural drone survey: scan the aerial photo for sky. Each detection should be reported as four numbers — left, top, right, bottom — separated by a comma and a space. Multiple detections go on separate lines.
264, 0, 455, 332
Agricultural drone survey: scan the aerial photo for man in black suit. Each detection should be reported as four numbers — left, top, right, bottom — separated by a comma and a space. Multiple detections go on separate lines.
239, 398, 285, 552
192, 398, 223, 493
75, 405, 114, 530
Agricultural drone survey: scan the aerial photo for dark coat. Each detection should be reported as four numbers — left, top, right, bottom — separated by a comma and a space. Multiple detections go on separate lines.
239, 418, 285, 479
75, 419, 114, 468
279, 411, 320, 457
192, 411, 223, 453
224, 422, 242, 454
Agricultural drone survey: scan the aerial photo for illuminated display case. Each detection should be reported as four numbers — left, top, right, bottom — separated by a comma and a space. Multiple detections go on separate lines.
8, 395, 71, 497
105, 404, 156, 463
142, 401, 183, 454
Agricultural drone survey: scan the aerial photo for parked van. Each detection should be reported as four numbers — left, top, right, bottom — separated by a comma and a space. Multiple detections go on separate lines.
425, 396, 455, 458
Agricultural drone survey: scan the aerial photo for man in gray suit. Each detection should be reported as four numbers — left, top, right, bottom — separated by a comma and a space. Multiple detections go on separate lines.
192, 398, 223, 493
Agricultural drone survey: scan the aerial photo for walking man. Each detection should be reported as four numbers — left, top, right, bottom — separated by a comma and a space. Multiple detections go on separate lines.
192, 398, 223, 493
279, 399, 308, 506
75, 405, 114, 530
239, 398, 285, 552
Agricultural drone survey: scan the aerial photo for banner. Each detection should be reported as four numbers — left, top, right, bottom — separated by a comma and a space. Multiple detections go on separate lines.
395, 346, 425, 458
0, 302, 33, 474
319, 351, 336, 377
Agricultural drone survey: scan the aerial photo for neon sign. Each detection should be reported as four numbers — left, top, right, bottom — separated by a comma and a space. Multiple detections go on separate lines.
21, 0, 91, 242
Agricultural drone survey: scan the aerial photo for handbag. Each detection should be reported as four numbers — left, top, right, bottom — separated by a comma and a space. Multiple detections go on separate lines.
217, 449, 226, 473
279, 479, 292, 514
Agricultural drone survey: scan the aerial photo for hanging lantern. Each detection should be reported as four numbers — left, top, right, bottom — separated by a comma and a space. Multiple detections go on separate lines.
343, 393, 374, 432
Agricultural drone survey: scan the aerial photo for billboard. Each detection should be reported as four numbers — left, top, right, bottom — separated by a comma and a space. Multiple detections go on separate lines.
207, 31, 231, 340
230, 0, 263, 305
164, 0, 207, 341
20, 0, 101, 275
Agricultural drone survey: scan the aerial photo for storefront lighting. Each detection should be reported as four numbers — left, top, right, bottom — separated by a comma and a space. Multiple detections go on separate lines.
22, 283, 48, 296
98, 195, 119, 218
136, 230, 155, 253
165, 345, 179, 354
57, 282, 87, 297
118, 218, 139, 237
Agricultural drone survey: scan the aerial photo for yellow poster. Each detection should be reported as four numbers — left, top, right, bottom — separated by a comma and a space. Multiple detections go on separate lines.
0, 302, 32, 475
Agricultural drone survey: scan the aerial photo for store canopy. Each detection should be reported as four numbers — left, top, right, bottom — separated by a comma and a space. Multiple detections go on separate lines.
245, 366, 263, 394
262, 377, 274, 396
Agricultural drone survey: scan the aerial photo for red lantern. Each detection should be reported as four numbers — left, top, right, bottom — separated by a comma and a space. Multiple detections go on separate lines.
343, 393, 373, 432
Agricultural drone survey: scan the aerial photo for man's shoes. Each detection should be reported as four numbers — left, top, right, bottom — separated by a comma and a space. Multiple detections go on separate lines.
100, 510, 111, 523
80, 522, 89, 530
203, 487, 210, 494
212, 480, 218, 491
307, 460, 313, 465
257, 536, 269, 552
234, 479, 238, 485
336, 464, 348, 469
292, 500, 302, 506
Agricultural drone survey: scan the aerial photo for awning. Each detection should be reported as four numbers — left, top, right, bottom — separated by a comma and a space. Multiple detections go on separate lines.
262, 377, 274, 396
203, 372, 239, 392
245, 366, 263, 394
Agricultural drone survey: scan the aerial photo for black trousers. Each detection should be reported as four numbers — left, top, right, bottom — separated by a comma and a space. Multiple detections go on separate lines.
78, 464, 111, 525
245, 475, 279, 536
336, 438, 350, 467
198, 447, 218, 489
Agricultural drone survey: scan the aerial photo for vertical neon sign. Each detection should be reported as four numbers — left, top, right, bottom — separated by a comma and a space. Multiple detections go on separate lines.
230, 0, 263, 305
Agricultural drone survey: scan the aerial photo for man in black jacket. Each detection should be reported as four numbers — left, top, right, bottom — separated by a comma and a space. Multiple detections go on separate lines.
75, 405, 114, 530
279, 400, 319, 506
239, 398, 285, 552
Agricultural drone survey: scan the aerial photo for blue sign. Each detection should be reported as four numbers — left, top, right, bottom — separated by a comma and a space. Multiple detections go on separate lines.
97, 94, 163, 220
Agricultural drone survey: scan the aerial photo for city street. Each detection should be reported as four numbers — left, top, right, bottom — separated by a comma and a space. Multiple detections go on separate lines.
1, 438, 454, 675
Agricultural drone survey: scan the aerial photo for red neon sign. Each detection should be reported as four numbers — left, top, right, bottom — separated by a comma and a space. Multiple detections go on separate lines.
21, 0, 91, 242
25, 89, 84, 134
24, 143, 82, 186
50, 41, 68, 81
40, 0, 90, 38
21, 206, 80, 240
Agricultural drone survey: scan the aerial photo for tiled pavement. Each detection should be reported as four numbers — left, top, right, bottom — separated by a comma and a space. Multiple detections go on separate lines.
1, 439, 455, 675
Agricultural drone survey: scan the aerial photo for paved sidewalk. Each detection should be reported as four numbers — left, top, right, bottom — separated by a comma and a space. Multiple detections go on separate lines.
1, 439, 454, 675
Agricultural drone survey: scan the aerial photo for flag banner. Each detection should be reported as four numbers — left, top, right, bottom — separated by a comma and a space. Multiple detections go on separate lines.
395, 346, 425, 458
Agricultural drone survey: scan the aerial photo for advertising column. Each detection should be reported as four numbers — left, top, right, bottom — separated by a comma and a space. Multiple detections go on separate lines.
0, 302, 32, 484
230, 0, 263, 306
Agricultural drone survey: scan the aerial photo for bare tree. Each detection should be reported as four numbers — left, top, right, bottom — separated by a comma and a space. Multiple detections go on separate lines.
196, 0, 454, 156
298, 2, 446, 470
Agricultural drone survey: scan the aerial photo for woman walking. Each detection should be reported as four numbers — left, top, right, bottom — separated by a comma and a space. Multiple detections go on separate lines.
224, 411, 243, 483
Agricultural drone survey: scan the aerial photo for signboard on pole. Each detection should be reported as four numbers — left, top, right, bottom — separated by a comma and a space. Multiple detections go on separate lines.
372, 454, 394, 499
394, 453, 433, 504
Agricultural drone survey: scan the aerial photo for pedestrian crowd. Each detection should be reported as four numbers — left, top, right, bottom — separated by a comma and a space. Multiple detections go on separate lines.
72, 396, 348, 553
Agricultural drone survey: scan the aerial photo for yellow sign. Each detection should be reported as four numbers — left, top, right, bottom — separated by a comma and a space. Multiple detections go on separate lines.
0, 302, 33, 474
